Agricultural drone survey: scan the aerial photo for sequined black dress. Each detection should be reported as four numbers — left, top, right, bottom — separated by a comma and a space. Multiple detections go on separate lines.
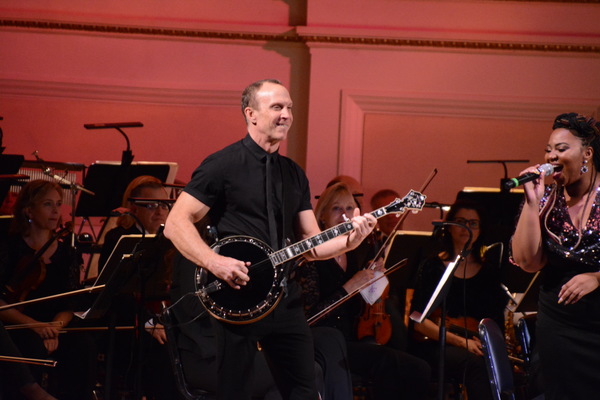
535, 185, 600, 400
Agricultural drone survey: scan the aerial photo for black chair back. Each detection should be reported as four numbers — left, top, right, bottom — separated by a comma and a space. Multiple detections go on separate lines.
516, 314, 537, 367
479, 318, 516, 400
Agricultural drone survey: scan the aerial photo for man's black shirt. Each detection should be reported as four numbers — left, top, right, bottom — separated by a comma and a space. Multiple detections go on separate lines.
184, 134, 312, 250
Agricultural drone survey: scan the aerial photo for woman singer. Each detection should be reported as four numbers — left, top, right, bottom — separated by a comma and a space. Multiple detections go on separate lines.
511, 113, 600, 400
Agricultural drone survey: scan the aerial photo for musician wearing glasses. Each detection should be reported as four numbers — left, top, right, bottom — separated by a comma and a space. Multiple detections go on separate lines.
97, 174, 177, 399
164, 79, 376, 400
410, 199, 505, 400
99, 175, 170, 271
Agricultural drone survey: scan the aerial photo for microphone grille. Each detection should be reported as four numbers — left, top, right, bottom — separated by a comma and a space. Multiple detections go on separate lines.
538, 163, 555, 175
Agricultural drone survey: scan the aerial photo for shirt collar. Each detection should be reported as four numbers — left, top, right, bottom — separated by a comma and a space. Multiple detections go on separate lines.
242, 133, 280, 162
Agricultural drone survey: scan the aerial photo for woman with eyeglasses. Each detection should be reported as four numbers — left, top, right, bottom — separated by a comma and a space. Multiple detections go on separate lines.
409, 199, 506, 400
511, 113, 600, 400
0, 180, 96, 399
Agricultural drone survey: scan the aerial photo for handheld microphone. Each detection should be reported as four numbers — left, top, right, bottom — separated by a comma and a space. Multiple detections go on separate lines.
503, 163, 561, 190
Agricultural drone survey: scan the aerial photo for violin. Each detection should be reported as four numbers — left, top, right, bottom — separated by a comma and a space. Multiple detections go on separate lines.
3, 225, 71, 306
356, 231, 393, 345
356, 283, 392, 345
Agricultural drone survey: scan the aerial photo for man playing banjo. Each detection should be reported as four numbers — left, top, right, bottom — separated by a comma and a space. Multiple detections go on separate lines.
164, 79, 376, 400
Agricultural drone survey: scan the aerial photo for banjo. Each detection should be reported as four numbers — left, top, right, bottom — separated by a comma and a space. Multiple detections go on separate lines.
193, 189, 426, 324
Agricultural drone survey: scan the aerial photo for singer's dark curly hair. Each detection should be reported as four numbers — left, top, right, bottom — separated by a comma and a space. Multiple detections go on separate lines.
553, 112, 600, 171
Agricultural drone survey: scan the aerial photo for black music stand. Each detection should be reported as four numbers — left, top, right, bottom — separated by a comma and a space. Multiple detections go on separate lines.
385, 230, 439, 289
75, 234, 155, 320
75, 163, 171, 218
409, 222, 472, 400
509, 272, 540, 314
456, 189, 534, 294
0, 155, 26, 241
76, 232, 170, 400
0, 154, 24, 204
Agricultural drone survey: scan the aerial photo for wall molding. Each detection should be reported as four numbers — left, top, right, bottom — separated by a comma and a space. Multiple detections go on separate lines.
0, 79, 239, 106
338, 90, 600, 178
1, 19, 598, 54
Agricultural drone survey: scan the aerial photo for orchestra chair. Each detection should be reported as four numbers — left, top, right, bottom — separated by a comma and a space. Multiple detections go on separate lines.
515, 315, 545, 400
162, 308, 215, 400
479, 318, 516, 400
515, 314, 537, 370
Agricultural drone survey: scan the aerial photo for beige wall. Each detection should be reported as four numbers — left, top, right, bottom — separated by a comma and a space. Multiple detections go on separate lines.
1, 0, 599, 231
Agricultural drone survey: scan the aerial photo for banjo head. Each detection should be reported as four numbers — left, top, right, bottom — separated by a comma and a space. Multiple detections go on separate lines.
195, 236, 282, 324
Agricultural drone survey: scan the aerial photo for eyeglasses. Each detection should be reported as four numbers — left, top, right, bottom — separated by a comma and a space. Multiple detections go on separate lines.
452, 218, 480, 229
138, 202, 170, 211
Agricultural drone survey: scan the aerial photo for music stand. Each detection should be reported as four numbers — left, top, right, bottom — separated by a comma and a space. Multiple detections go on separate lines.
409, 222, 472, 400
75, 162, 174, 218
75, 233, 170, 400
76, 234, 157, 319
385, 230, 439, 288
0, 154, 25, 204
508, 272, 540, 314
456, 188, 532, 293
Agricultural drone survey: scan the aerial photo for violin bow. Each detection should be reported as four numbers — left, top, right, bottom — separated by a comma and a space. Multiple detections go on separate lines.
0, 285, 105, 312
307, 258, 407, 326
366, 168, 438, 270
4, 321, 135, 332
0, 355, 57, 367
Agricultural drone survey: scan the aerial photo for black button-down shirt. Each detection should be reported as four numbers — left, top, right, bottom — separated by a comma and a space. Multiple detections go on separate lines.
184, 134, 312, 249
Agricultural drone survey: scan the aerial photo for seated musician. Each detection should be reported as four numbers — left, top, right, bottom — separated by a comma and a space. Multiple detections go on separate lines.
0, 320, 56, 399
409, 199, 506, 400
97, 175, 177, 399
295, 182, 431, 400
98, 175, 171, 270
368, 188, 410, 351
0, 180, 96, 400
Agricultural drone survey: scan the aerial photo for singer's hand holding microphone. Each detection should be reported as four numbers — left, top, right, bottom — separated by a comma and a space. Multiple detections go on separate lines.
503, 163, 562, 190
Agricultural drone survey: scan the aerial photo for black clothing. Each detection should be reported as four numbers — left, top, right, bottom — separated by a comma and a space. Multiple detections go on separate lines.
296, 249, 431, 400
0, 235, 79, 320
184, 134, 312, 250
410, 255, 506, 400
98, 225, 178, 400
170, 253, 281, 399
411, 257, 506, 331
0, 321, 37, 398
0, 234, 95, 400
531, 185, 600, 400
184, 134, 316, 400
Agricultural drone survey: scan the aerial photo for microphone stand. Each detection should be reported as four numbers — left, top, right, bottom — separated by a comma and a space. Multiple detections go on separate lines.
429, 221, 473, 400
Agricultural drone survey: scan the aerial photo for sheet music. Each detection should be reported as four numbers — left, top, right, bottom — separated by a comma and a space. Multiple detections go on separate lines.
360, 271, 389, 305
